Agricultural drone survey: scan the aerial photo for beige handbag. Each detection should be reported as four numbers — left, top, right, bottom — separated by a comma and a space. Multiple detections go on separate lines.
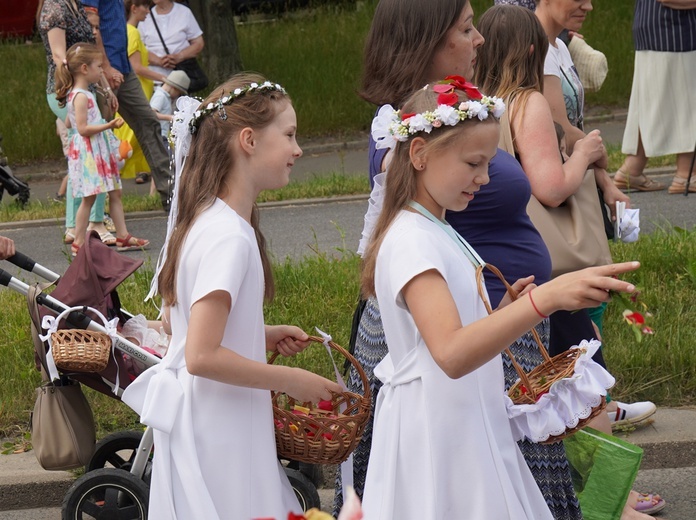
27, 284, 96, 471
499, 110, 612, 278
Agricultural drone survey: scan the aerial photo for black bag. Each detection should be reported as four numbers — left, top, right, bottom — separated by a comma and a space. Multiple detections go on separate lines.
174, 57, 209, 94
150, 7, 209, 93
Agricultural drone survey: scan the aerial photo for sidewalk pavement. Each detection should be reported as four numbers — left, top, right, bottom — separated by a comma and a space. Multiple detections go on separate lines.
1, 407, 695, 511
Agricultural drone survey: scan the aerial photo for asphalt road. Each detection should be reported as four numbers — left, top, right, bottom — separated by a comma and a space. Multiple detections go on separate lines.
1, 170, 694, 282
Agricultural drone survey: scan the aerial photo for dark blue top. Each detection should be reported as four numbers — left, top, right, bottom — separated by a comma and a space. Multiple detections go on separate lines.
80, 0, 131, 74
634, 0, 696, 52
368, 135, 552, 308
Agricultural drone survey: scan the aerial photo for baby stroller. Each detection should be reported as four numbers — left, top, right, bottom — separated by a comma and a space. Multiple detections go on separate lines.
0, 133, 30, 207
0, 233, 322, 519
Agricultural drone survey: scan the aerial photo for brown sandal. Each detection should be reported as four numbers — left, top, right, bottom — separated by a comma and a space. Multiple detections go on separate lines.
613, 170, 665, 192
668, 175, 696, 195
116, 233, 150, 252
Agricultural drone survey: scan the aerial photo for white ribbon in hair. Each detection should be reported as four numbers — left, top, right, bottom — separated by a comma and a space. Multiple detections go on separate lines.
371, 104, 400, 151
146, 95, 202, 304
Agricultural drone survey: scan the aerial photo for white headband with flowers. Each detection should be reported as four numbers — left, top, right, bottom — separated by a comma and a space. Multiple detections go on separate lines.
372, 76, 505, 150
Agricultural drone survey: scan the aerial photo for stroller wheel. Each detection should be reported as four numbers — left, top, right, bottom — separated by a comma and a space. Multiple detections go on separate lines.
285, 468, 321, 512
87, 430, 152, 486
62, 468, 149, 520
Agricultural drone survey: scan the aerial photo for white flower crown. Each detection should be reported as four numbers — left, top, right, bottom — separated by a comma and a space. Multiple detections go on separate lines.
371, 80, 505, 151
187, 81, 287, 134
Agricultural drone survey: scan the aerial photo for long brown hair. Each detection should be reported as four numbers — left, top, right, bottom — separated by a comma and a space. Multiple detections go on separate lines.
54, 42, 102, 107
158, 72, 288, 305
360, 0, 469, 108
361, 84, 497, 296
473, 5, 548, 124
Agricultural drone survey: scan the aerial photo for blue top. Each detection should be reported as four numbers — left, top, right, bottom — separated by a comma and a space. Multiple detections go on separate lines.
634, 0, 696, 52
367, 134, 551, 308
80, 0, 131, 74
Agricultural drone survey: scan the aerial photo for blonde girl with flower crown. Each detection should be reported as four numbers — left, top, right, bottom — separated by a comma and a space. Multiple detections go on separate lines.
359, 79, 640, 519
121, 72, 342, 519
55, 42, 150, 255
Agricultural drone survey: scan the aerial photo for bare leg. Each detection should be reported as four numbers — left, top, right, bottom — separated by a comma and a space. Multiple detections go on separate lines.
667, 152, 696, 193
74, 195, 96, 248
615, 133, 664, 191
107, 190, 129, 239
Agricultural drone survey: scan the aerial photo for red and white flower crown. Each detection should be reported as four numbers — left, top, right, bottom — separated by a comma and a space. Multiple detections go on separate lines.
372, 76, 505, 150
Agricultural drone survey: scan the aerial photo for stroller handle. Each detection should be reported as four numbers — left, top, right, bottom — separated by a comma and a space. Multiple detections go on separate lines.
0, 267, 160, 367
5, 251, 61, 283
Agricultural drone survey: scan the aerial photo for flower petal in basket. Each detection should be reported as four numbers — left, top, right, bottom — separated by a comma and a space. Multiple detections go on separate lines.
506, 340, 615, 443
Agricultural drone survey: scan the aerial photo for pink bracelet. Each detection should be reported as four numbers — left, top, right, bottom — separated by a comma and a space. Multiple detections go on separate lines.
528, 290, 548, 319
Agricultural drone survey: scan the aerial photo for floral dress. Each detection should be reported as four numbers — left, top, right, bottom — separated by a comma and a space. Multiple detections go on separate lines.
67, 89, 122, 198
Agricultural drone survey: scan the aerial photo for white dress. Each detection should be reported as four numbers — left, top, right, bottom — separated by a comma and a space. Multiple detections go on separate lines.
361, 211, 553, 520
122, 198, 300, 519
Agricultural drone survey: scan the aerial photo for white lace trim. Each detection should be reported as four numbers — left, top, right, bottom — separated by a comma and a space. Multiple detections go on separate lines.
505, 339, 615, 443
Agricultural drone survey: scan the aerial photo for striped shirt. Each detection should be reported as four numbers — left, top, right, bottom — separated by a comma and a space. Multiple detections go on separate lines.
634, 0, 696, 52
80, 0, 131, 73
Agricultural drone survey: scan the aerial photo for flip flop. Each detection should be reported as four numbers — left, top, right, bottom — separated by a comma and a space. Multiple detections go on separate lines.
634, 493, 666, 515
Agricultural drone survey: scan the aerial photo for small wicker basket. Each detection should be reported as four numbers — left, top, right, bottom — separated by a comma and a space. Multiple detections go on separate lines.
477, 264, 607, 443
269, 335, 371, 465
45, 306, 114, 373
51, 329, 111, 373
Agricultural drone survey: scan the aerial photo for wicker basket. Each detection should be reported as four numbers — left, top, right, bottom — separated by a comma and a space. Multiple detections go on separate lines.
45, 306, 113, 373
51, 329, 111, 372
268, 335, 371, 465
476, 264, 608, 443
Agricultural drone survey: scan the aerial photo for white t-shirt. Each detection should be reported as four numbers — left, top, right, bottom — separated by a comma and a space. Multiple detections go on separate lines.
362, 210, 552, 519
139, 3, 203, 78
150, 86, 172, 137
122, 199, 300, 519
544, 38, 585, 129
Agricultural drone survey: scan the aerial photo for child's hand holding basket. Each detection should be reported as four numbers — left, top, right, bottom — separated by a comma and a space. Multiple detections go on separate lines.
268, 332, 371, 465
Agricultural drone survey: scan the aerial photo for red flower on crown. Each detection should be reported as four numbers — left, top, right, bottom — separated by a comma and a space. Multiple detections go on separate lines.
443, 75, 484, 100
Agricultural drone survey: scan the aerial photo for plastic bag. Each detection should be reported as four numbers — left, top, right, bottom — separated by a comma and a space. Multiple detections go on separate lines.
121, 314, 169, 379
564, 427, 643, 520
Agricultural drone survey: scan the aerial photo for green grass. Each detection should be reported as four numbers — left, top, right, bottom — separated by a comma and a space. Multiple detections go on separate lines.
1, 1, 640, 165
2, 227, 696, 442
0, 172, 370, 222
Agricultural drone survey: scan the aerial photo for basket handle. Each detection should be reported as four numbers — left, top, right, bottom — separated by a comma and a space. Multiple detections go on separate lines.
474, 263, 556, 401
268, 330, 371, 405
38, 305, 119, 383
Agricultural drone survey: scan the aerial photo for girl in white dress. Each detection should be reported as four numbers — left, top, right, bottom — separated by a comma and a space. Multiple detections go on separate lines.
359, 78, 640, 519
122, 73, 341, 519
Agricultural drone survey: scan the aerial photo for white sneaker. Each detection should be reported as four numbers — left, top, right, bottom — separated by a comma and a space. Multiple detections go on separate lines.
608, 401, 657, 428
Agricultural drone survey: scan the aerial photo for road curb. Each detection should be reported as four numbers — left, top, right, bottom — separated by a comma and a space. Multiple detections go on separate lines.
0, 436, 691, 511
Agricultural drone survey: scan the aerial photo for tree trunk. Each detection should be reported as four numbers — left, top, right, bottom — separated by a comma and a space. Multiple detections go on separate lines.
186, 0, 243, 87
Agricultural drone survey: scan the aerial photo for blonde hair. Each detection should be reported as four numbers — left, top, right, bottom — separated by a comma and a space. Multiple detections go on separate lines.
360, 84, 498, 296
54, 42, 102, 108
158, 72, 290, 305
473, 5, 548, 126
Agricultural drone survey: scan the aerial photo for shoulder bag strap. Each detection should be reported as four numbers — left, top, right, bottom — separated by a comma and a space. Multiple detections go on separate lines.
27, 282, 57, 382
149, 7, 171, 55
